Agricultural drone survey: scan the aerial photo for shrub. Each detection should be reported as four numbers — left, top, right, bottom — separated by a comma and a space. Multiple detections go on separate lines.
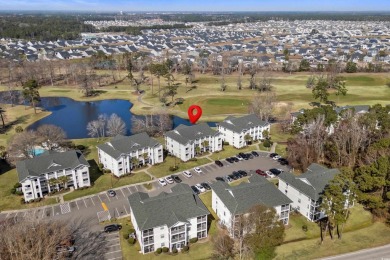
189, 237, 198, 243
123, 233, 129, 239
263, 139, 273, 148
20, 198, 25, 204
169, 166, 178, 172
172, 248, 178, 254
302, 224, 308, 232
76, 145, 86, 150
129, 228, 135, 234
14, 183, 22, 188
15, 191, 23, 196
128, 238, 135, 245
162, 247, 169, 253
156, 248, 162, 254
223, 141, 229, 145
10, 187, 16, 194
182, 246, 189, 252
189, 158, 198, 161
15, 126, 23, 133
98, 163, 104, 170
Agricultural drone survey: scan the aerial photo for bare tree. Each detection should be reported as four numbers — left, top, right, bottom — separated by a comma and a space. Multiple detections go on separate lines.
248, 91, 276, 122
87, 114, 107, 139
106, 113, 126, 137
211, 231, 235, 260
36, 124, 66, 150
258, 72, 273, 92
7, 130, 37, 162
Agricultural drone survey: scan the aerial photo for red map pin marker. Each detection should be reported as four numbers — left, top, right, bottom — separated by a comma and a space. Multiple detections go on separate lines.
188, 105, 202, 124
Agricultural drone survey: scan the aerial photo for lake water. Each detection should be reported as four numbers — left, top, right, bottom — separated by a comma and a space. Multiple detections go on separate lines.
22, 97, 215, 139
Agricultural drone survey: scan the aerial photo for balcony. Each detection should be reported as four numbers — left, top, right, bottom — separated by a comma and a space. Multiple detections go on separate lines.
143, 239, 154, 246
143, 231, 154, 237
171, 236, 186, 243
171, 227, 185, 235
197, 224, 207, 231
197, 216, 207, 223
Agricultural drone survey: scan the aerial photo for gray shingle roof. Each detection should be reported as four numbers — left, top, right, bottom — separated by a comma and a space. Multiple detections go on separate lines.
211, 174, 291, 215
16, 150, 89, 182
217, 114, 269, 133
97, 133, 161, 159
164, 123, 219, 145
278, 163, 340, 200
128, 184, 210, 230
334, 105, 370, 115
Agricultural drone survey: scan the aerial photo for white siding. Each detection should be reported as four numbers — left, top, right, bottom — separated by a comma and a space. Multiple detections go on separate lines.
218, 124, 270, 149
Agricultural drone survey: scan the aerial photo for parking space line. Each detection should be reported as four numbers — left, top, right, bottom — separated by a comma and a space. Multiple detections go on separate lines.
123, 205, 128, 214
135, 185, 138, 191
107, 238, 120, 242
107, 244, 120, 248
41, 208, 45, 218
91, 197, 96, 206
120, 188, 125, 197
13, 212, 18, 221
116, 208, 120, 217
23, 211, 27, 217
127, 186, 132, 193
98, 195, 103, 203
83, 199, 88, 208
52, 206, 55, 216
5, 212, 10, 218
75, 200, 80, 210
107, 257, 122, 260
105, 193, 111, 202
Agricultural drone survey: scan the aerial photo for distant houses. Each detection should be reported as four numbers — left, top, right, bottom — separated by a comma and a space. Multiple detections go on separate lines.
217, 114, 270, 148
164, 123, 223, 162
16, 150, 90, 202
97, 133, 163, 177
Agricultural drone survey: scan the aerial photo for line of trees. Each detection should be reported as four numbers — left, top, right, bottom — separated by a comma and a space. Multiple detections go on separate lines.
87, 113, 126, 139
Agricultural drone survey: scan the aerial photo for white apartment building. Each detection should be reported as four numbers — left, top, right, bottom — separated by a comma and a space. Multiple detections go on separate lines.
164, 123, 222, 162
16, 150, 90, 202
97, 133, 163, 177
128, 184, 210, 254
278, 163, 341, 221
217, 114, 270, 148
211, 174, 292, 237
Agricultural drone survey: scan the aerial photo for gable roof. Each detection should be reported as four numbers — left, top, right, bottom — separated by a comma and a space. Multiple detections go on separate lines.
16, 150, 89, 182
128, 184, 210, 230
211, 174, 291, 216
217, 114, 269, 133
278, 163, 340, 200
97, 132, 161, 159
164, 123, 219, 145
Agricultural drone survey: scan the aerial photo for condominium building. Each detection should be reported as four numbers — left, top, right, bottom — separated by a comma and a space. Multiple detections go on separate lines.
128, 184, 210, 254
16, 150, 90, 202
97, 133, 163, 177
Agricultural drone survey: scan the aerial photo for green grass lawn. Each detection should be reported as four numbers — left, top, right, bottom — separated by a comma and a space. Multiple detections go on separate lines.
209, 144, 257, 161
148, 156, 212, 178
275, 222, 390, 260
63, 172, 150, 201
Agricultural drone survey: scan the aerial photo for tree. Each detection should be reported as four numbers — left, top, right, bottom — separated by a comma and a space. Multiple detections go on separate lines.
334, 77, 348, 103
15, 126, 23, 133
130, 156, 139, 170
201, 140, 210, 153
312, 77, 329, 103
87, 114, 107, 139
36, 124, 66, 150
345, 61, 357, 73
22, 79, 41, 114
48, 178, 60, 191
195, 146, 201, 155
166, 85, 178, 102
0, 107, 6, 128
106, 113, 126, 137
248, 92, 276, 122
211, 231, 235, 260
149, 63, 169, 99
58, 175, 71, 190
244, 134, 253, 145
7, 130, 37, 162
299, 59, 311, 71
258, 73, 273, 92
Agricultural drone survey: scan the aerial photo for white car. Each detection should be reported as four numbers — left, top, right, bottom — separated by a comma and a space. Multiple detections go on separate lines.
265, 171, 275, 178
195, 183, 206, 193
158, 178, 167, 186
272, 155, 281, 160
183, 171, 192, 178
236, 156, 243, 161
194, 167, 203, 174
165, 176, 174, 184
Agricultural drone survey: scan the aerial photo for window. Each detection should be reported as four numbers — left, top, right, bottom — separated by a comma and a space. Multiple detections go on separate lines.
297, 206, 300, 211
161, 234, 164, 238
223, 211, 226, 216
298, 199, 301, 203
161, 243, 165, 247
160, 227, 164, 230
285, 190, 288, 194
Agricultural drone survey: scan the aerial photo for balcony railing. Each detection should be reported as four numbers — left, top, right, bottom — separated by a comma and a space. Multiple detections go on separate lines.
143, 239, 154, 246
143, 231, 154, 237
197, 217, 207, 223
171, 236, 186, 243
197, 224, 207, 231
171, 227, 185, 235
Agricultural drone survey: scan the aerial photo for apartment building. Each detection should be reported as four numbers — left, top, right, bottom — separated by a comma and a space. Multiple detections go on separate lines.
97, 133, 163, 177
278, 163, 341, 221
164, 123, 222, 162
16, 150, 90, 202
128, 184, 210, 254
217, 114, 270, 148
211, 174, 292, 237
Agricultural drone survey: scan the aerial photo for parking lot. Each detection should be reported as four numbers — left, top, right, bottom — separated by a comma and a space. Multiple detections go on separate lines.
102, 231, 122, 260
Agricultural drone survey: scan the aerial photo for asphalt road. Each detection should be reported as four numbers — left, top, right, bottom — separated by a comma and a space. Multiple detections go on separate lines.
320, 244, 390, 260
0, 152, 289, 260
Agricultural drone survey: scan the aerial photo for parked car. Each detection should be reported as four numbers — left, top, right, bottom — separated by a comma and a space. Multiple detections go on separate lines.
201, 182, 211, 190
194, 167, 203, 174
226, 157, 234, 163
269, 168, 283, 176
265, 171, 275, 178
104, 224, 122, 233
231, 157, 239, 162
238, 170, 248, 177
229, 174, 238, 180
251, 151, 259, 157
171, 175, 182, 183
195, 183, 206, 193
246, 153, 254, 159
191, 186, 200, 195
278, 158, 289, 165
215, 160, 223, 167
107, 190, 116, 197
165, 176, 174, 184
233, 171, 243, 179
272, 155, 281, 160
216, 177, 225, 182
269, 153, 279, 158
236, 156, 243, 161
224, 175, 233, 182
183, 171, 192, 178
256, 169, 267, 177
158, 178, 167, 186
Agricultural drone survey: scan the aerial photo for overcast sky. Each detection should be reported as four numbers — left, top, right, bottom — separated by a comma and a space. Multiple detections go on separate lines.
1, 0, 389, 12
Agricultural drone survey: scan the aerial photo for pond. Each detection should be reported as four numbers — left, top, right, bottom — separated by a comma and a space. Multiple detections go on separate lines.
21, 97, 216, 139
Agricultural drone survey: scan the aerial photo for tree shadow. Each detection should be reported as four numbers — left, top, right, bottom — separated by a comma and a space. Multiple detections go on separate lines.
0, 160, 13, 175
0, 115, 30, 134
87, 159, 103, 184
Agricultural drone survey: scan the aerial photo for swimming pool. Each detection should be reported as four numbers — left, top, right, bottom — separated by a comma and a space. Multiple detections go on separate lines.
30, 148, 46, 156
